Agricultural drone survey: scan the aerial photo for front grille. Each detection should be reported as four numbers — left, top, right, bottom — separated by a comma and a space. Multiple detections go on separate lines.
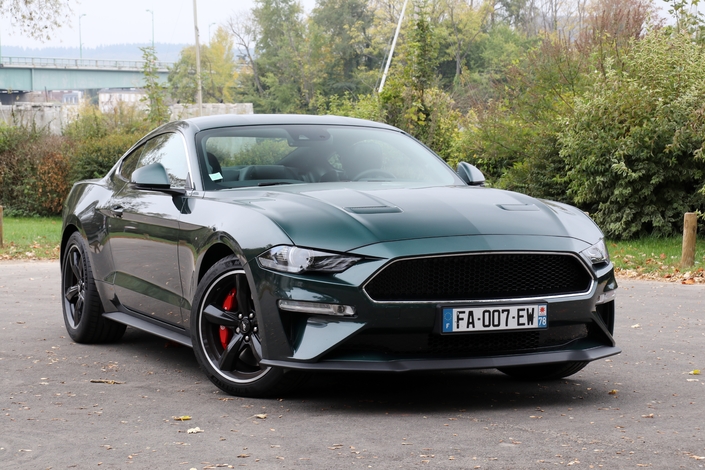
328, 325, 589, 358
364, 253, 592, 302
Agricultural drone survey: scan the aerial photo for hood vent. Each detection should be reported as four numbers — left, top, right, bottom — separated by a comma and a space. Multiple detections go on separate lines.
497, 204, 539, 212
345, 206, 402, 214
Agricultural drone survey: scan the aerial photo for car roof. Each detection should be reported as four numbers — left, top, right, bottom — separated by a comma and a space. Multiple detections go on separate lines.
180, 114, 400, 132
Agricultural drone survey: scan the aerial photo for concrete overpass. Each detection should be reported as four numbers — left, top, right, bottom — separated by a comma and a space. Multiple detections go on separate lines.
0, 57, 171, 100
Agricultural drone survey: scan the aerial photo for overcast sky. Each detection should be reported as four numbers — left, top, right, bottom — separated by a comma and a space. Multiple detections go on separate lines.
0, 0, 317, 50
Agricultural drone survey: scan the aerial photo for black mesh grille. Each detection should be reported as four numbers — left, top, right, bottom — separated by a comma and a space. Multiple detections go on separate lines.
364, 253, 592, 302
328, 325, 589, 358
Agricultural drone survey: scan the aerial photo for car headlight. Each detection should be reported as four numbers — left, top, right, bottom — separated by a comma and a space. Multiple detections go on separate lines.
258, 246, 361, 273
581, 239, 609, 264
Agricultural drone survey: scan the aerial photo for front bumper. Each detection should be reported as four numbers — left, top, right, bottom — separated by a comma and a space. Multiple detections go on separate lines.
260, 345, 621, 372
247, 235, 619, 372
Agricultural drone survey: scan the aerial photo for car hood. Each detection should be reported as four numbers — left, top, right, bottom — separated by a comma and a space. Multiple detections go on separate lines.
221, 184, 603, 253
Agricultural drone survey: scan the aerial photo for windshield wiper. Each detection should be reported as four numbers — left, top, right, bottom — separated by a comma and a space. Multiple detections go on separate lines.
257, 181, 295, 187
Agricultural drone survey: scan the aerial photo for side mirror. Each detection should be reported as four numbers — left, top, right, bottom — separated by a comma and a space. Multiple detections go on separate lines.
456, 162, 485, 186
131, 162, 186, 196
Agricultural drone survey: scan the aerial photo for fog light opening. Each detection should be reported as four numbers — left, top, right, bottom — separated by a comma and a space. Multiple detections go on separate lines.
278, 300, 355, 316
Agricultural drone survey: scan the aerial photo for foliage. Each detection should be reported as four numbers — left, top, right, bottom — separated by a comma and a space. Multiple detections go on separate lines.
561, 31, 705, 239
168, 27, 239, 104
0, 0, 74, 40
63, 105, 147, 183
0, 106, 147, 217
141, 46, 170, 126
665, 0, 705, 41
0, 125, 68, 216
310, 0, 377, 95
68, 132, 141, 182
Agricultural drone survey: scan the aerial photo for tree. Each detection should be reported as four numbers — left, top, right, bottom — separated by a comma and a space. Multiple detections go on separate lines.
561, 31, 705, 239
436, 0, 491, 81
251, 0, 319, 111
141, 47, 169, 126
227, 11, 265, 96
1, 0, 74, 40
310, 0, 377, 95
168, 27, 239, 104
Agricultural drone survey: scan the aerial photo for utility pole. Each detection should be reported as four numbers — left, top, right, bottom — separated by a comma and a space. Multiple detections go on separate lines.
146, 9, 155, 49
79, 14, 87, 60
193, 0, 203, 116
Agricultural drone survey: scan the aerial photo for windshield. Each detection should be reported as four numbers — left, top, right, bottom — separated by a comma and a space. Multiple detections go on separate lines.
195, 124, 462, 189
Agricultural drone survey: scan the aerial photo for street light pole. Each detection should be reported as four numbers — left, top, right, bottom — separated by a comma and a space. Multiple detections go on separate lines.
146, 9, 155, 50
193, 0, 203, 116
79, 13, 86, 60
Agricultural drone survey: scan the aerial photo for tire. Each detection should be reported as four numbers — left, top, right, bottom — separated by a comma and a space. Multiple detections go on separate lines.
497, 361, 588, 381
61, 232, 126, 343
190, 255, 305, 397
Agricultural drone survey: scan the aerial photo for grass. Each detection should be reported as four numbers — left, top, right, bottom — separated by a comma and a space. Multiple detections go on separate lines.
607, 237, 705, 280
0, 216, 62, 260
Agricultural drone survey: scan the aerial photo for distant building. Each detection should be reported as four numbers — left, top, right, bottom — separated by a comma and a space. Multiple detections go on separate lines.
98, 88, 146, 113
62, 92, 83, 105
16, 90, 84, 104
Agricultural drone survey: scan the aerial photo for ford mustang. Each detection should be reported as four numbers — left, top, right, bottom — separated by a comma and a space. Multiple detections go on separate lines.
60, 114, 620, 397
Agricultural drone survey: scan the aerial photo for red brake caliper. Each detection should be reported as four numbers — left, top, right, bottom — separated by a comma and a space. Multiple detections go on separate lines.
219, 288, 237, 349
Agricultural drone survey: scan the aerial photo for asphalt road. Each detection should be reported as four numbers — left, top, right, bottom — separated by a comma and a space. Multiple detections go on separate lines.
1, 260, 704, 469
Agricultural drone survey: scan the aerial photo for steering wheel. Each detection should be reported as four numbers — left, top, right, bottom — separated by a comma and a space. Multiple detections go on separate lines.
353, 169, 396, 181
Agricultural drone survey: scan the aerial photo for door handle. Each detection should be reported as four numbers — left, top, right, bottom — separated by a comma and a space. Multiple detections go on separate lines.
111, 205, 124, 218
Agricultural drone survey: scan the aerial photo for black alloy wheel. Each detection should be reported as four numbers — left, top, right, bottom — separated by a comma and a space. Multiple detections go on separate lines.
61, 232, 126, 343
191, 255, 304, 397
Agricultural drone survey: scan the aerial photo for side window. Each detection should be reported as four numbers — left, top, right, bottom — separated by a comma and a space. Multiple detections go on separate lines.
118, 145, 143, 181
135, 133, 190, 188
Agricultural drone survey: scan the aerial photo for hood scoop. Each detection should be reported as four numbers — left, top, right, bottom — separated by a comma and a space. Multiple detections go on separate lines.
345, 206, 402, 214
497, 204, 539, 212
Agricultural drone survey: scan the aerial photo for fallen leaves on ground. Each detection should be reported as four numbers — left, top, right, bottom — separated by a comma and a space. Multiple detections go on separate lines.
90, 379, 123, 384
173, 416, 192, 421
616, 267, 705, 284
187, 427, 204, 434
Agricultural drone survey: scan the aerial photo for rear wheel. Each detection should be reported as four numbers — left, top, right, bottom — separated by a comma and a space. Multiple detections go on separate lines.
498, 361, 588, 380
61, 232, 126, 343
190, 255, 305, 397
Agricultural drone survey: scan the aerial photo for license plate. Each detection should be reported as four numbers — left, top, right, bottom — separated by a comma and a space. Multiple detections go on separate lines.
441, 304, 547, 333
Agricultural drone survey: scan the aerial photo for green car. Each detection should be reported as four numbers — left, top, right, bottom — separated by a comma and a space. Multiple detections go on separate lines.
61, 114, 619, 397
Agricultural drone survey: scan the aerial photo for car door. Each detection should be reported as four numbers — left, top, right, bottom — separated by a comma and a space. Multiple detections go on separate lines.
106, 132, 192, 327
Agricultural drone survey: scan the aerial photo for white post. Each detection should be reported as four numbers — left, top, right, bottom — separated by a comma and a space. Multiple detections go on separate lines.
379, 0, 408, 93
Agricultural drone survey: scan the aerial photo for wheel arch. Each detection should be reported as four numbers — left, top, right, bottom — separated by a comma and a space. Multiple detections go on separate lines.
60, 223, 81, 266
198, 242, 237, 284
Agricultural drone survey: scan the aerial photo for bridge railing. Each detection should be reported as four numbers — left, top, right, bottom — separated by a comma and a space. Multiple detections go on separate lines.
1, 56, 172, 71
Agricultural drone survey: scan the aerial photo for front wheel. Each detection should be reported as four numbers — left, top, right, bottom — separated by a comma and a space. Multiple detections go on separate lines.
61, 231, 126, 343
497, 361, 588, 381
190, 256, 304, 397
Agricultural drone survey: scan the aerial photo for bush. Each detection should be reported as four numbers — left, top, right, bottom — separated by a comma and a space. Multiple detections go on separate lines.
0, 126, 69, 216
0, 105, 149, 216
561, 31, 705, 239
68, 132, 142, 182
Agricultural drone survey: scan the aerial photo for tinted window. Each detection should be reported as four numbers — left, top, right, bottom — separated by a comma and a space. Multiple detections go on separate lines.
118, 145, 143, 181
195, 125, 460, 189
134, 133, 190, 188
